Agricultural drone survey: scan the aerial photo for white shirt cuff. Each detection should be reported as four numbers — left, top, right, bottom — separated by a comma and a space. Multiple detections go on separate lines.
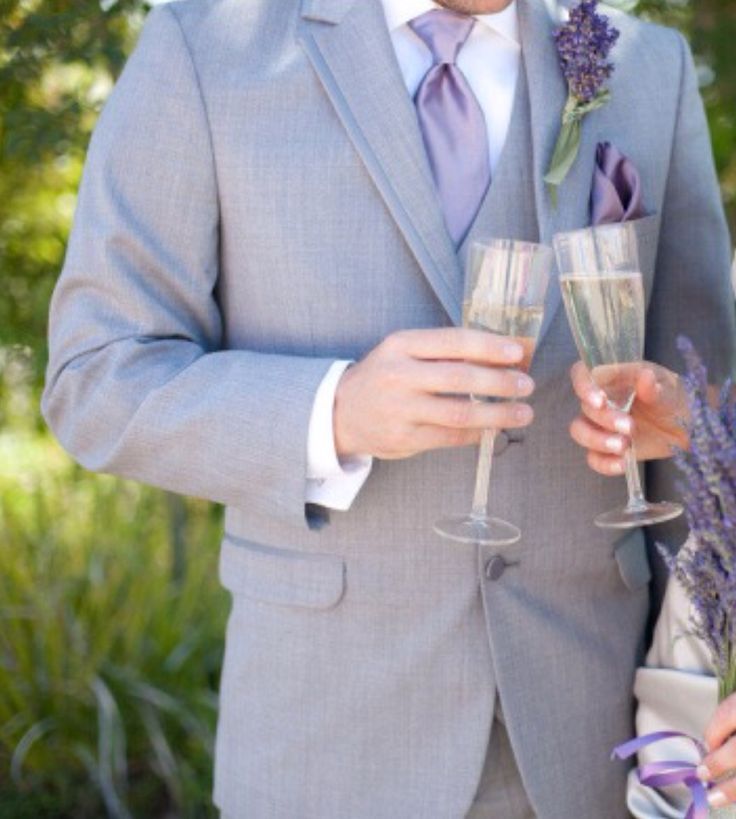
306, 360, 373, 511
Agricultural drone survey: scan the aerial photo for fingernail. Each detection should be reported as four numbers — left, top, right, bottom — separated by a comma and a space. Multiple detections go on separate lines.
610, 460, 624, 475
696, 764, 712, 782
590, 391, 605, 409
503, 343, 523, 360
606, 437, 623, 453
515, 405, 533, 423
708, 790, 727, 809
517, 375, 534, 395
614, 417, 632, 435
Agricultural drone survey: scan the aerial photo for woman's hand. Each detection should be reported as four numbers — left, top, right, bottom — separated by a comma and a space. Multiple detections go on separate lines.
568, 361, 689, 476
697, 694, 736, 809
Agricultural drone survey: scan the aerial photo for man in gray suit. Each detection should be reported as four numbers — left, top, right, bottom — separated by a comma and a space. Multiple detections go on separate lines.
41, 0, 735, 815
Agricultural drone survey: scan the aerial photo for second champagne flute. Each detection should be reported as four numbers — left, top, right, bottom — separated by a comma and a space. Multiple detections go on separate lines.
433, 239, 553, 546
554, 221, 683, 529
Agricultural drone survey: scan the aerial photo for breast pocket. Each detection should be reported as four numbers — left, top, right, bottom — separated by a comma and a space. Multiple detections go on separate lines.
218, 533, 346, 610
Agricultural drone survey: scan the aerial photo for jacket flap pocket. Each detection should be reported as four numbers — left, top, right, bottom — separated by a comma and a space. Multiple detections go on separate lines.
613, 529, 652, 592
219, 533, 345, 610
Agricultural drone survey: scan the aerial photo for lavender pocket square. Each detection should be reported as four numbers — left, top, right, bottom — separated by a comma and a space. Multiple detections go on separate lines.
591, 141, 647, 226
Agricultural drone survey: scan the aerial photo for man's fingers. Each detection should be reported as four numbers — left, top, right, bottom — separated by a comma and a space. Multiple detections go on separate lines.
570, 361, 606, 409
416, 396, 534, 430
569, 417, 629, 456
390, 328, 525, 366
414, 361, 535, 400
412, 425, 482, 453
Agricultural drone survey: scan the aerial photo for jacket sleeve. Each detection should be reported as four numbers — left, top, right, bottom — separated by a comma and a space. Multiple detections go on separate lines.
644, 31, 736, 585
40, 5, 337, 530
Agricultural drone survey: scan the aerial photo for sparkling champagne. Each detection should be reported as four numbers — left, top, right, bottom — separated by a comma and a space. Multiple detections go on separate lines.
559, 272, 645, 411
462, 302, 544, 374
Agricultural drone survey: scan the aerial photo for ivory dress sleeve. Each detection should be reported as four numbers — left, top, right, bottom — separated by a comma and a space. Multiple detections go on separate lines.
626, 570, 718, 818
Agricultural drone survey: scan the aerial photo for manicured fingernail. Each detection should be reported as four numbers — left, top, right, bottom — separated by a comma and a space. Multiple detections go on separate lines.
515, 406, 533, 423
606, 437, 623, 453
696, 764, 712, 782
517, 375, 534, 395
708, 790, 727, 809
614, 417, 632, 435
590, 391, 605, 409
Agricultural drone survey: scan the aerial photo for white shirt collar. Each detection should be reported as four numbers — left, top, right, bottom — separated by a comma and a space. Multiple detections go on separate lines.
381, 0, 519, 46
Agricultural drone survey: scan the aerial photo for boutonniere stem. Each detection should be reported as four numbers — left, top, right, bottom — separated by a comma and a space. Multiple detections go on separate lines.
545, 0, 620, 202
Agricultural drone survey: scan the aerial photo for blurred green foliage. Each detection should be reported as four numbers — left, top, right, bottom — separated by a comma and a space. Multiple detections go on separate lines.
1, 0, 735, 385
0, 349, 227, 817
1, 0, 735, 815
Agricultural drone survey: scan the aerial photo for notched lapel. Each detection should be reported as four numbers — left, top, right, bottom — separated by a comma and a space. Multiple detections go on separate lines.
520, 0, 601, 344
298, 0, 463, 324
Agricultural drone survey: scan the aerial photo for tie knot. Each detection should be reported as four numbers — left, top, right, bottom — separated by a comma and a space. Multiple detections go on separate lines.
409, 9, 476, 65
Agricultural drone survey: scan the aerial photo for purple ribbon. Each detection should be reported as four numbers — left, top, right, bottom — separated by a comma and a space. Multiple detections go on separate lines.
612, 731, 711, 819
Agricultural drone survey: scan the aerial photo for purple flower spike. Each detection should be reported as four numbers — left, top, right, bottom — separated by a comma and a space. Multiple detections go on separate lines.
554, 0, 620, 104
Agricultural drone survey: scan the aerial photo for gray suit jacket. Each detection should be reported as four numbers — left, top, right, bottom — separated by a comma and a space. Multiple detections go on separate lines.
41, 0, 736, 816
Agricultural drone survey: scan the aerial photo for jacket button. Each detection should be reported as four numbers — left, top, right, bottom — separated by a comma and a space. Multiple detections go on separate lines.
485, 555, 508, 581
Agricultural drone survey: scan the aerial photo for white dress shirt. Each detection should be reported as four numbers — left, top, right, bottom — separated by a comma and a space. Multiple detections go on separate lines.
305, 0, 521, 511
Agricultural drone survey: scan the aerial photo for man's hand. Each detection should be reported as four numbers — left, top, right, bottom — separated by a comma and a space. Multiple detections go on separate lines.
568, 360, 689, 476
333, 328, 535, 460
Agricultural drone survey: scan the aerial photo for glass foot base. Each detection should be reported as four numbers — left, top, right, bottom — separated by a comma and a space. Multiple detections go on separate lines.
595, 501, 683, 530
433, 514, 521, 546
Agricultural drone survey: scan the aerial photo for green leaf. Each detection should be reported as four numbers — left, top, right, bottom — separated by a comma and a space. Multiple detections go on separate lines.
543, 118, 582, 191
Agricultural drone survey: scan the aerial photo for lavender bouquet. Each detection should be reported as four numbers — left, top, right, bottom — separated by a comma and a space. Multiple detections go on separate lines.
613, 337, 736, 818
545, 0, 619, 197
661, 337, 736, 702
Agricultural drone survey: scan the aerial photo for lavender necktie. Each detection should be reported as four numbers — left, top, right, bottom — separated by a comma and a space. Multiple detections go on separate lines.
410, 9, 491, 246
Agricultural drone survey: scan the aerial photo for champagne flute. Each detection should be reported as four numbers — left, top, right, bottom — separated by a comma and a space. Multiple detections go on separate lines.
434, 239, 553, 546
554, 221, 683, 529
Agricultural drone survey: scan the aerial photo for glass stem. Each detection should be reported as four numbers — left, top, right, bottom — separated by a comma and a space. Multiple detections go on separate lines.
471, 429, 497, 519
623, 438, 648, 514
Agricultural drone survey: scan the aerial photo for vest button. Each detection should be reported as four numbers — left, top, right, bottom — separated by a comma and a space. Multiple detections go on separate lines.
485, 555, 508, 581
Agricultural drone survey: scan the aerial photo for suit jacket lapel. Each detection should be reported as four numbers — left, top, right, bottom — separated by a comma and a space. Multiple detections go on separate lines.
298, 0, 463, 324
519, 0, 600, 344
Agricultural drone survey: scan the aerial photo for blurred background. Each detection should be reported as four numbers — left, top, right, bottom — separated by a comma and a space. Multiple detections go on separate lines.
1, 0, 735, 816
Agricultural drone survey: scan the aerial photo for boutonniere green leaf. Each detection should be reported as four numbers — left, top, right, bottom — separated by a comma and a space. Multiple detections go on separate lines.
545, 0, 620, 200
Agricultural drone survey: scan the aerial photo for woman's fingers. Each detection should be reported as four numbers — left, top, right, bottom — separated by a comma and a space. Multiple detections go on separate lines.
571, 361, 606, 408
699, 699, 736, 811
580, 401, 633, 437
704, 696, 736, 761
571, 364, 633, 434
699, 766, 736, 811
635, 367, 661, 405
700, 736, 736, 782
586, 450, 625, 476
569, 417, 629, 457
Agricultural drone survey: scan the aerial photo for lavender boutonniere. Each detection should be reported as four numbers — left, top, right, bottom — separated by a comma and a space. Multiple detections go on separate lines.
545, 0, 620, 199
